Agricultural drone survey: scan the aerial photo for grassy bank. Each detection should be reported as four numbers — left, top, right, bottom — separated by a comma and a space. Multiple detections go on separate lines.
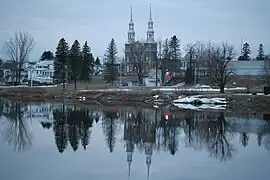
0, 86, 269, 113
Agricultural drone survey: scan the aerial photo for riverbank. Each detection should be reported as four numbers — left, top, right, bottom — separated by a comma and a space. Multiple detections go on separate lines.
0, 87, 269, 113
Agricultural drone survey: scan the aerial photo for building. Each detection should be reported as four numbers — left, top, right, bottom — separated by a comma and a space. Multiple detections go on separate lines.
227, 60, 265, 76
2, 61, 28, 85
28, 59, 54, 85
124, 5, 157, 75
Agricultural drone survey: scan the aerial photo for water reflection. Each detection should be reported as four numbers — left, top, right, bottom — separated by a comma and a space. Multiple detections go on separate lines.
0, 100, 270, 161
1, 101, 32, 152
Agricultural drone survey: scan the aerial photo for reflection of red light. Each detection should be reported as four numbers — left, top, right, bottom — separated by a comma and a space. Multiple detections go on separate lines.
164, 114, 170, 120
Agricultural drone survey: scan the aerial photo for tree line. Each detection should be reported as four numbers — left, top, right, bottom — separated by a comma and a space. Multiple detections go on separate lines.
238, 42, 268, 61
53, 38, 102, 89
1, 32, 269, 90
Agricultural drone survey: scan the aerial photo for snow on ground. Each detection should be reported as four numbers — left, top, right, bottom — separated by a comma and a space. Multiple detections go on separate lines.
172, 82, 185, 87
153, 95, 159, 98
34, 85, 58, 88
79, 89, 133, 92
173, 96, 227, 104
173, 103, 227, 110
151, 86, 247, 92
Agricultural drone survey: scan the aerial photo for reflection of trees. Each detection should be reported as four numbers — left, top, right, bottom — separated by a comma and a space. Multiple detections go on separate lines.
205, 113, 234, 161
41, 122, 53, 129
0, 100, 4, 116
102, 110, 119, 152
67, 106, 80, 151
259, 120, 270, 152
2, 101, 32, 152
240, 133, 249, 147
53, 104, 68, 153
157, 114, 180, 155
80, 109, 93, 150
53, 104, 94, 153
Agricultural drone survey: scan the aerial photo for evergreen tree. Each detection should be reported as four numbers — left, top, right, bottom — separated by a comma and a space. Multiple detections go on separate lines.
103, 38, 119, 85
102, 110, 119, 153
81, 41, 95, 83
69, 40, 82, 89
80, 109, 94, 150
95, 57, 101, 75
54, 38, 69, 88
256, 44, 264, 60
67, 107, 80, 152
53, 108, 68, 153
169, 35, 181, 67
40, 51, 54, 61
242, 42, 251, 60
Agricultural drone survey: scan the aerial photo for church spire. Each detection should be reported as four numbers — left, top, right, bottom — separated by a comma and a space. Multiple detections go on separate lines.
146, 4, 155, 43
149, 4, 152, 21
128, 5, 135, 43
130, 5, 133, 22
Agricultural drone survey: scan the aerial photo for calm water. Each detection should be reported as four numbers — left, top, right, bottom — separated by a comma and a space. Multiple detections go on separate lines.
0, 101, 270, 180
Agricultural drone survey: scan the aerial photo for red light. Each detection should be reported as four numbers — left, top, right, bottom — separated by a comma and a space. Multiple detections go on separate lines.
165, 72, 171, 76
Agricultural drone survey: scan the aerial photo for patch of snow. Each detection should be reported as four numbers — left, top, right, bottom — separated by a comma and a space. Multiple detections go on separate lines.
153, 95, 159, 98
173, 103, 226, 110
173, 95, 227, 105
34, 85, 58, 88
79, 88, 133, 92
151, 86, 247, 92
78, 96, 86, 101
153, 105, 159, 108
193, 84, 211, 89
172, 82, 185, 87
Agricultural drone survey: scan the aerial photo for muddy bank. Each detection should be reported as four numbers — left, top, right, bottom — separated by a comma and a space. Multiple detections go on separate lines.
0, 87, 270, 113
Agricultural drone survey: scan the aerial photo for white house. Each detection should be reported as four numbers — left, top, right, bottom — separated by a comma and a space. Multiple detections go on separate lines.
27, 60, 54, 84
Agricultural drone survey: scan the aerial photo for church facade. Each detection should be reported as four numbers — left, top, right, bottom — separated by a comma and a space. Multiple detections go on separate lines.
124, 5, 157, 75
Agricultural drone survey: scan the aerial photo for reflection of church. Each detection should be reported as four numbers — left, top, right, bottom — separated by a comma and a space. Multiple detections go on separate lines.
124, 113, 156, 179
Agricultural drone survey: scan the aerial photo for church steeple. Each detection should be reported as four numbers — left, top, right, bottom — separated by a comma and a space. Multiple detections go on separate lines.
146, 4, 155, 43
128, 6, 135, 43
145, 142, 153, 179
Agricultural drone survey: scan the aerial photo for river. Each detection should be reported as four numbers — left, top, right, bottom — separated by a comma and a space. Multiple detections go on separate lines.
0, 100, 269, 180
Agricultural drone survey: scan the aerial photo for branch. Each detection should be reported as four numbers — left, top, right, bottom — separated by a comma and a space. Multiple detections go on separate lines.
2, 32, 34, 64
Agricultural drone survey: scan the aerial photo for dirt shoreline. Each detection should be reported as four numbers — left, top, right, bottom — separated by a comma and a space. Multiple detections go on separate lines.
0, 87, 270, 113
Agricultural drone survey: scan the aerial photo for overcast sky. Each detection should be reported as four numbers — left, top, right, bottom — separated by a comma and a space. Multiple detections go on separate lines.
0, 0, 269, 61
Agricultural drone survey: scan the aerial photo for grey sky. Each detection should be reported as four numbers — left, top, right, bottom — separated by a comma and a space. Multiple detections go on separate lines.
0, 0, 269, 61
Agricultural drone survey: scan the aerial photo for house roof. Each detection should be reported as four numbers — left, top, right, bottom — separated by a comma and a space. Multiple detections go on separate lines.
35, 60, 53, 66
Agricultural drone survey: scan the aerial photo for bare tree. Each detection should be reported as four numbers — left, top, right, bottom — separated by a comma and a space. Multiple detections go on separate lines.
209, 42, 236, 93
2, 32, 34, 85
184, 42, 199, 84
129, 41, 146, 85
